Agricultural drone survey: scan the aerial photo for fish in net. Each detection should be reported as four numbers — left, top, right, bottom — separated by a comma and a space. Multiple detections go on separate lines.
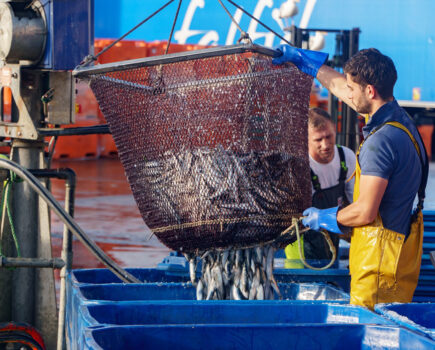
74, 44, 313, 299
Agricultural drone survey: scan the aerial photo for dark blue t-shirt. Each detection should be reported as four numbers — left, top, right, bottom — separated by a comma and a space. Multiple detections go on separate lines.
359, 100, 425, 236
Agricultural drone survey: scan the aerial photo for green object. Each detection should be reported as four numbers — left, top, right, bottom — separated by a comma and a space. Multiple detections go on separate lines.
284, 236, 305, 269
0, 154, 21, 259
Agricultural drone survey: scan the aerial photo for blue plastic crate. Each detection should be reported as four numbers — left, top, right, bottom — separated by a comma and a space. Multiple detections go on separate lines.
66, 282, 349, 350
82, 324, 435, 350
74, 302, 392, 350
68, 268, 190, 286
69, 264, 351, 292
80, 301, 392, 327
375, 303, 435, 340
72, 282, 348, 304
68, 282, 349, 327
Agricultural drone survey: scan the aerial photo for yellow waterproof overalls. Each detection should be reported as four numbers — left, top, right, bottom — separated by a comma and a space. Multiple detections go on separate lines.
350, 121, 426, 309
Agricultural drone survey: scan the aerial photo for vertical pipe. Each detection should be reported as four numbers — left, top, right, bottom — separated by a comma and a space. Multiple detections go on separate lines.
350, 28, 361, 151
0, 158, 12, 322
1, 87, 3, 121
10, 140, 43, 325
57, 169, 76, 350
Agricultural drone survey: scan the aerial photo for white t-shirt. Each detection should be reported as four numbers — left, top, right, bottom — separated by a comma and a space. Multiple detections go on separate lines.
309, 145, 356, 203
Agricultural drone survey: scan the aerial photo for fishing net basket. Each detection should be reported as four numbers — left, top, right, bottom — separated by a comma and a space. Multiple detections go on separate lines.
73, 44, 313, 253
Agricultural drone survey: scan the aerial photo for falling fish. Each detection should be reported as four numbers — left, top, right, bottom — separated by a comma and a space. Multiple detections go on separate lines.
192, 243, 281, 301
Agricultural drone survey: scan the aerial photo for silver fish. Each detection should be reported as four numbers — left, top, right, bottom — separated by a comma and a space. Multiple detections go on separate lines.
196, 279, 204, 300
256, 285, 265, 300
212, 264, 225, 299
231, 284, 242, 300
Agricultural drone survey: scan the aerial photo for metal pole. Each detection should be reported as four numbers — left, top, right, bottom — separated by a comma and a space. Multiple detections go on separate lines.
57, 169, 75, 350
26, 168, 76, 350
10, 139, 43, 325
0, 163, 12, 322
0, 256, 65, 268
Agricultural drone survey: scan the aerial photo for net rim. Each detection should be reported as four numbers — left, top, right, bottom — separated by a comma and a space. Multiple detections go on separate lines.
72, 43, 279, 79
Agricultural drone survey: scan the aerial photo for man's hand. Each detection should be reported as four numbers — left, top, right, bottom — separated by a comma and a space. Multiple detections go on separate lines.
302, 206, 344, 234
272, 45, 328, 77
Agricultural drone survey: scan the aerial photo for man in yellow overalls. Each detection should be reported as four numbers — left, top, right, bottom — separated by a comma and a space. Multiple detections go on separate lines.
273, 47, 428, 309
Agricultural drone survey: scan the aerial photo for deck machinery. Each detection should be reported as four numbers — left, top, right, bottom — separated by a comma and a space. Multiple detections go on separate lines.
0, 1, 92, 348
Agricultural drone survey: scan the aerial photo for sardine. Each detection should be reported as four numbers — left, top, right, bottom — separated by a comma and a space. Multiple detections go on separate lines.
221, 250, 229, 269
256, 285, 265, 300
212, 264, 225, 299
231, 284, 242, 300
206, 279, 216, 300
189, 257, 197, 284
235, 250, 243, 269
196, 279, 204, 300
240, 264, 249, 299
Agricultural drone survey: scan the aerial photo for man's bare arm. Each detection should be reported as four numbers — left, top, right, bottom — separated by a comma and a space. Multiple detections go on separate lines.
337, 174, 388, 227
316, 65, 356, 111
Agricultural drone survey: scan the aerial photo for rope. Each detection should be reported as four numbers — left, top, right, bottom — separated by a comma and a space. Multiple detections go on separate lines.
292, 217, 337, 270
151, 213, 300, 233
225, 0, 293, 46
165, 0, 183, 55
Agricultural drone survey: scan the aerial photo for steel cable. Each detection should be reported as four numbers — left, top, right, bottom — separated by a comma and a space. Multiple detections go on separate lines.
225, 0, 293, 46
165, 0, 183, 55
217, 0, 250, 43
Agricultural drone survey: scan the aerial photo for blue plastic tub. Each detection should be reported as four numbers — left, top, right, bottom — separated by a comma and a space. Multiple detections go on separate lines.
68, 266, 351, 292
72, 281, 349, 304
83, 324, 435, 350
80, 301, 392, 328
66, 282, 349, 350
375, 303, 435, 340
67, 282, 349, 325
66, 281, 350, 347
75, 302, 393, 350
68, 268, 190, 286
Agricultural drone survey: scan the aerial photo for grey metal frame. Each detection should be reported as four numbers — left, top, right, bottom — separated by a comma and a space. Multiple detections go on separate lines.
73, 44, 279, 78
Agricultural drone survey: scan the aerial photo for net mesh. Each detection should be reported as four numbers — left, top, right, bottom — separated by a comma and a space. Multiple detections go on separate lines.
85, 48, 313, 253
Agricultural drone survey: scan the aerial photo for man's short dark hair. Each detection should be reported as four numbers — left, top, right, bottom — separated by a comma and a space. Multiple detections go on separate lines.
308, 108, 334, 130
343, 48, 397, 100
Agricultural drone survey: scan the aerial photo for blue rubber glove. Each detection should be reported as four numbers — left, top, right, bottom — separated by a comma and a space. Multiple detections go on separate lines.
272, 45, 329, 77
302, 206, 344, 234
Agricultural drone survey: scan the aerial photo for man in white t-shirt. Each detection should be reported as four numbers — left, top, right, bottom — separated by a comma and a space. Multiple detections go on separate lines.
286, 108, 356, 262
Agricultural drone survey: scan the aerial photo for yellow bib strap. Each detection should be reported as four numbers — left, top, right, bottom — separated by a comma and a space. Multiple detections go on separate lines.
385, 121, 421, 157
356, 121, 421, 158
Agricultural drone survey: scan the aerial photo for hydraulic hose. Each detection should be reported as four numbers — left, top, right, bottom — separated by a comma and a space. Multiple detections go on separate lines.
0, 158, 141, 283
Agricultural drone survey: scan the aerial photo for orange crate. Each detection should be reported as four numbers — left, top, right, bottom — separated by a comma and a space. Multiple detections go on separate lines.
147, 41, 208, 56
51, 121, 99, 160
96, 109, 117, 157
98, 134, 118, 158
75, 81, 100, 124
417, 125, 434, 160
95, 39, 148, 64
